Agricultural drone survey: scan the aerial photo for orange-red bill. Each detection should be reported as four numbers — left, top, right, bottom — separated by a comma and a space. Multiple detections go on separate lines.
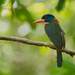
34, 19, 45, 23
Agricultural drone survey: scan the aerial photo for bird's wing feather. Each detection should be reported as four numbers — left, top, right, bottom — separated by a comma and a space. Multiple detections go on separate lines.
45, 23, 65, 49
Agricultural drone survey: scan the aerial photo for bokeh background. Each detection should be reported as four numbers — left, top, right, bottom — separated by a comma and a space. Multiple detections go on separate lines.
0, 0, 75, 75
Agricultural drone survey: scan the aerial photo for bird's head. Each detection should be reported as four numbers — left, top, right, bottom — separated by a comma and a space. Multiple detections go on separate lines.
34, 14, 58, 24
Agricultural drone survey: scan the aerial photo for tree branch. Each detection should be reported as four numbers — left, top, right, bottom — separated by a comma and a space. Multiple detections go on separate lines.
0, 36, 75, 56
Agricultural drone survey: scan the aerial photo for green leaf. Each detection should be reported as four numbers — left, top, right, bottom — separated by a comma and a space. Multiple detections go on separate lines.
0, 0, 5, 6
56, 0, 65, 12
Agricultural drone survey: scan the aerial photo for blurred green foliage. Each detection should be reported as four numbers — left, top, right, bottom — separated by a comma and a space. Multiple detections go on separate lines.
0, 0, 75, 75
56, 0, 65, 11
0, 0, 5, 6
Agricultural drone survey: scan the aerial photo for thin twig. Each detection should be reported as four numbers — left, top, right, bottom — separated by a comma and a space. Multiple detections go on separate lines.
0, 36, 75, 56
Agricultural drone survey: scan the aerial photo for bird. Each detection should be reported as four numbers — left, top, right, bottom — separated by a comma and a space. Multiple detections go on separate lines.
34, 14, 65, 67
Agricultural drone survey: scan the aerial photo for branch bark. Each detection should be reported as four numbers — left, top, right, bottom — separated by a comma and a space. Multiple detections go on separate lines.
0, 36, 75, 56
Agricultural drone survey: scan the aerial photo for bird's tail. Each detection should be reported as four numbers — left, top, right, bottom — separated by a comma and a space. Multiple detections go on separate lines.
57, 49, 62, 67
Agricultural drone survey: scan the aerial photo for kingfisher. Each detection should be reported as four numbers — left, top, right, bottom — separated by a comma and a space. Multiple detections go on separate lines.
34, 14, 65, 67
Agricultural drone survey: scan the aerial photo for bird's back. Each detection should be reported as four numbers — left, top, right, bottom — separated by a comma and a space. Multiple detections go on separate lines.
45, 23, 65, 49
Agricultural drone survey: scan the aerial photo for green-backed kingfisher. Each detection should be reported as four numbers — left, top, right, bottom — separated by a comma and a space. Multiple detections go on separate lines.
34, 14, 65, 67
